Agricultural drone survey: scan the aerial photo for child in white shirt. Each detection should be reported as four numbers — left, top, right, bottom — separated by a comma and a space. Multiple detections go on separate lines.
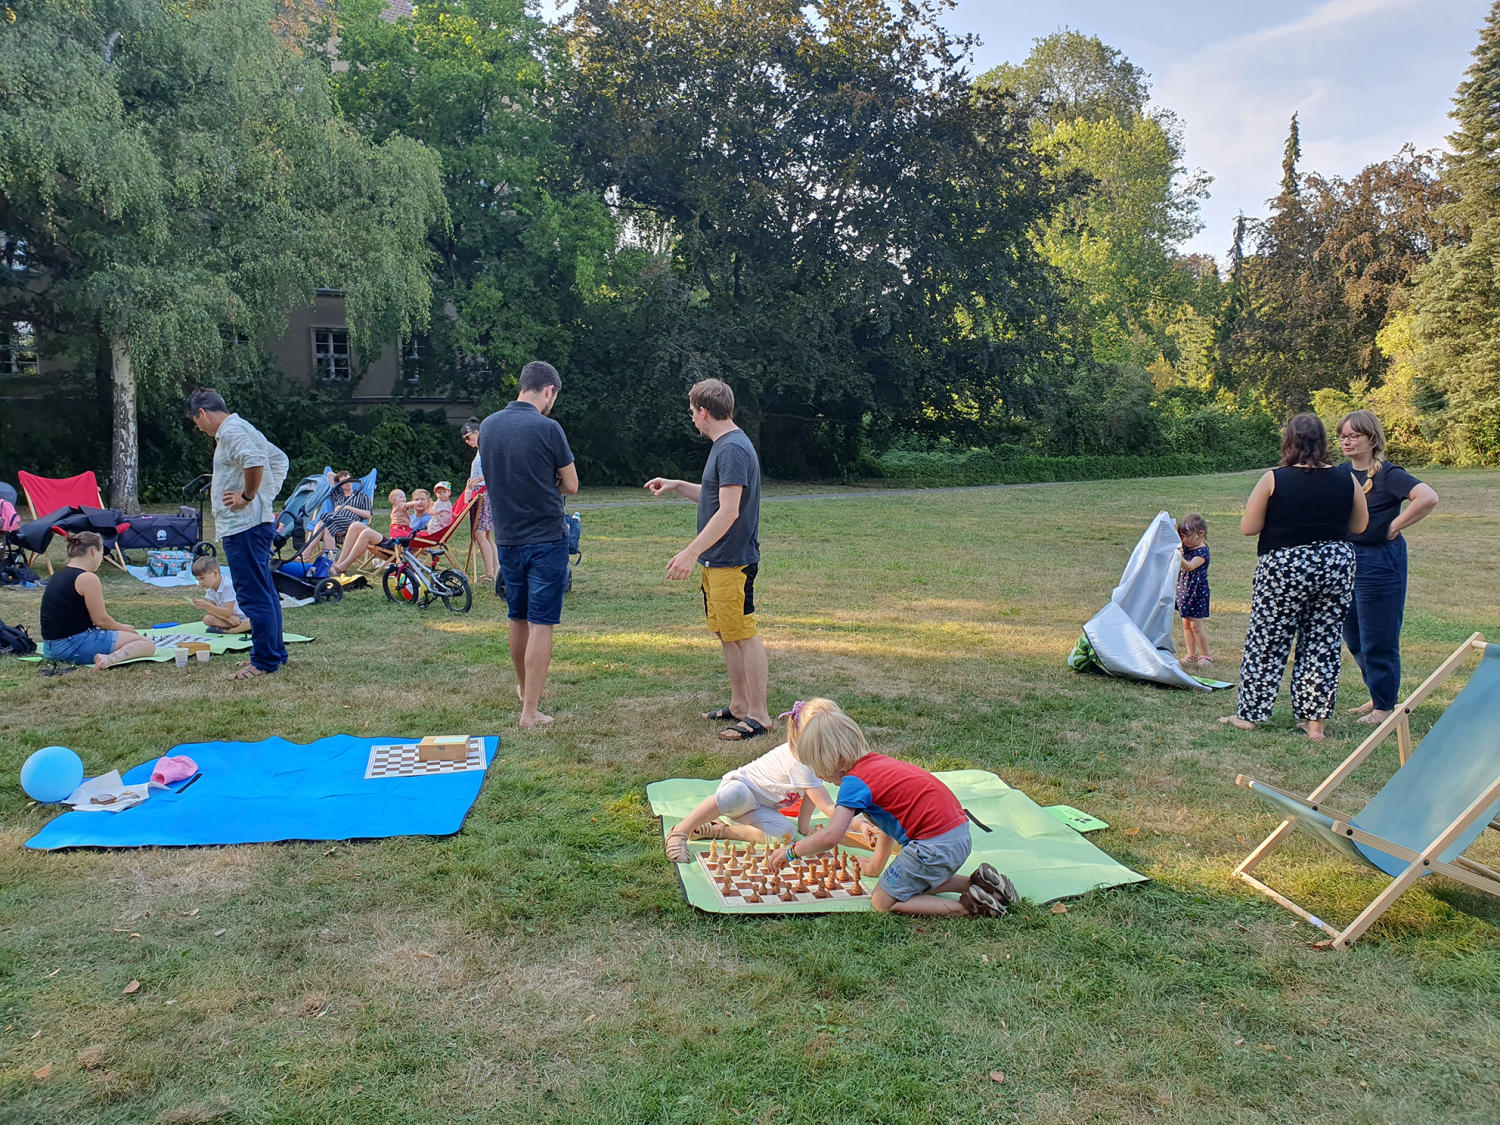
191, 556, 248, 633
664, 741, 890, 870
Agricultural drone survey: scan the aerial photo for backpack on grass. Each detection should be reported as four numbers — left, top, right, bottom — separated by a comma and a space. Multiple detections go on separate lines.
0, 617, 36, 655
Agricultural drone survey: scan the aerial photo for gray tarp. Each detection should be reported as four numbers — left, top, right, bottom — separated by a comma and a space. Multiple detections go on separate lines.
1071, 511, 1217, 692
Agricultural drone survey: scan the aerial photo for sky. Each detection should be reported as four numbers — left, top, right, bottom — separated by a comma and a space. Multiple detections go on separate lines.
538, 1, 1493, 263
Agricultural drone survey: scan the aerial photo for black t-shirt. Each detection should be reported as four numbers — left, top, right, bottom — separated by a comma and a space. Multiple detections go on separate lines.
40, 567, 95, 641
697, 428, 761, 567
1341, 460, 1421, 547
478, 401, 575, 546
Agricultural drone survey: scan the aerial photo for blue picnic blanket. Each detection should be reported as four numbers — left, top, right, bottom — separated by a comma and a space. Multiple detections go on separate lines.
25, 734, 496, 850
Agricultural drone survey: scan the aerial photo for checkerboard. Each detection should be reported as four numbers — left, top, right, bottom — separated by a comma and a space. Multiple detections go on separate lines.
364, 738, 487, 779
695, 847, 871, 907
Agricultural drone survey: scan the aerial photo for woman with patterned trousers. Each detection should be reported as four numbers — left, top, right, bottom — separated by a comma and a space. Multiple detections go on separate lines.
1221, 414, 1369, 741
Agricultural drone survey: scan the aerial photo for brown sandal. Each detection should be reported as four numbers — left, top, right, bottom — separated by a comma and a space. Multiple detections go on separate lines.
664, 829, 691, 864
690, 821, 730, 841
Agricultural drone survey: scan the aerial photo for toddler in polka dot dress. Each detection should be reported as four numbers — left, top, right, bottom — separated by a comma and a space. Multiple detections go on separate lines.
1176, 513, 1212, 667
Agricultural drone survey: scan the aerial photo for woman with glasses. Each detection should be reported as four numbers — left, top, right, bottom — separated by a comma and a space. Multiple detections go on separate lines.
1335, 411, 1440, 726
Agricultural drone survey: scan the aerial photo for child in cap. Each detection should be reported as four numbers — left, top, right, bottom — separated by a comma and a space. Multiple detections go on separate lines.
191, 555, 249, 634
663, 735, 891, 866
767, 698, 1018, 918
427, 481, 455, 533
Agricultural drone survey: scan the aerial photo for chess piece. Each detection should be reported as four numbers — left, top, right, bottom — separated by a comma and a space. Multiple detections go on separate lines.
811, 883, 831, 899
823, 876, 837, 895
793, 877, 809, 894
744, 891, 761, 903
720, 874, 733, 895
709, 840, 719, 860
779, 888, 796, 902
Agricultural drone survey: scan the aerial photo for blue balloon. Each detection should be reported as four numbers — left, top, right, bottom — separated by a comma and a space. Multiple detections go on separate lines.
20, 746, 85, 803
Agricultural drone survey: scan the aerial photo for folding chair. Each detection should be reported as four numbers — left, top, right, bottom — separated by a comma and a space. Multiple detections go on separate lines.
16, 470, 128, 574
363, 486, 486, 579
1234, 633, 1500, 949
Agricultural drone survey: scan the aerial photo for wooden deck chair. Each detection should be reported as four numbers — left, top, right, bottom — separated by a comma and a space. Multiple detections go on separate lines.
1234, 633, 1500, 949
16, 470, 128, 574
361, 485, 486, 579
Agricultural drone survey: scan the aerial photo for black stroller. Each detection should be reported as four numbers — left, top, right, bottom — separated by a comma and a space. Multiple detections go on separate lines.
0, 481, 40, 587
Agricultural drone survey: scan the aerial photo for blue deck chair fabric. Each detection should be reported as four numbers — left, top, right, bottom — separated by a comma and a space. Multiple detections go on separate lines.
1346, 642, 1500, 875
1235, 635, 1500, 947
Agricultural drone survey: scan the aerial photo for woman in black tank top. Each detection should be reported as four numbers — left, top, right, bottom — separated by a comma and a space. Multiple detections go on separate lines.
1220, 414, 1368, 741
38, 532, 155, 668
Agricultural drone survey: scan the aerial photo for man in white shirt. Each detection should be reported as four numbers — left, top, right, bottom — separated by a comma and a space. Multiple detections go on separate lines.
188, 388, 290, 679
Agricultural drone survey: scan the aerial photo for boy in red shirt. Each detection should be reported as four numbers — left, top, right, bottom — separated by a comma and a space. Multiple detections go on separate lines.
767, 698, 1018, 918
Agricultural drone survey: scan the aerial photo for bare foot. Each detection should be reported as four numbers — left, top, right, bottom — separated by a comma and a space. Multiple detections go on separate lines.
1219, 715, 1256, 731
1295, 720, 1326, 741
518, 711, 554, 729
92, 653, 111, 670
1356, 709, 1392, 725
1346, 700, 1374, 716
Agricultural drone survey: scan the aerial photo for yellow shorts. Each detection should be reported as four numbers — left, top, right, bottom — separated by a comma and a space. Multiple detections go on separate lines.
701, 564, 758, 642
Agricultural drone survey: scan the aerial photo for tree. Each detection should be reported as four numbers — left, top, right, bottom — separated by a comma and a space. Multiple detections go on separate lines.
0, 0, 446, 509
977, 32, 1211, 373
330, 0, 614, 397
561, 0, 1068, 477
1410, 0, 1500, 463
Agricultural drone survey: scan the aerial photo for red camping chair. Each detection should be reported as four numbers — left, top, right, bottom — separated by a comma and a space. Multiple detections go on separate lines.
16, 471, 128, 574
364, 486, 487, 579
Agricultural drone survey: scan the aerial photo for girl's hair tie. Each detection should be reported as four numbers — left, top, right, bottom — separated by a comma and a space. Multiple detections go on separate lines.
777, 700, 807, 731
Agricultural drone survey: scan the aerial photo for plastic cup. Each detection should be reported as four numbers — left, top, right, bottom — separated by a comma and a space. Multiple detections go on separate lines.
174, 647, 189, 667
195, 649, 210, 664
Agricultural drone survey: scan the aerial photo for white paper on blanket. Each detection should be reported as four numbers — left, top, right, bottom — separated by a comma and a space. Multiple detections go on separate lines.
62, 770, 170, 813
280, 593, 315, 608
1080, 511, 1207, 692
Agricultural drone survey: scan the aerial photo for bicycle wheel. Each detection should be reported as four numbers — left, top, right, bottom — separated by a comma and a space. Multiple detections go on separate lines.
382, 564, 420, 605
437, 569, 472, 614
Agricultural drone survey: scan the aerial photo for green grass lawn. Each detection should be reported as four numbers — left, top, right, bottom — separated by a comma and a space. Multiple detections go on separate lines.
2, 469, 1498, 1124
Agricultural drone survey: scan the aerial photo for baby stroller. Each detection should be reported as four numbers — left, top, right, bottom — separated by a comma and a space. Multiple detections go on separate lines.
273, 473, 335, 557
116, 474, 217, 561
270, 471, 373, 604
0, 481, 40, 587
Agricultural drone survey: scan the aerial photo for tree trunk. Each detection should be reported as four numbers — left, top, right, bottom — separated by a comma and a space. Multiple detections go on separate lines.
110, 337, 141, 514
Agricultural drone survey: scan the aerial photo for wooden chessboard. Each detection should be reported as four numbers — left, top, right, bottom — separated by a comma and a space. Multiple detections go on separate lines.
696, 844, 872, 907
365, 738, 486, 779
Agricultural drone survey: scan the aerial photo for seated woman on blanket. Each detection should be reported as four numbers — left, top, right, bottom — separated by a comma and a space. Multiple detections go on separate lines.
39, 532, 156, 669
663, 739, 893, 873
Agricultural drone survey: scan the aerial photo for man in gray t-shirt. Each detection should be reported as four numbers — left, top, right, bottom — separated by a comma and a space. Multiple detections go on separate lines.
644, 378, 771, 742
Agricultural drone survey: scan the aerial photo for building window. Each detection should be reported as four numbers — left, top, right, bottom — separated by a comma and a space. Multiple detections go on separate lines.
0, 321, 39, 375
313, 328, 350, 381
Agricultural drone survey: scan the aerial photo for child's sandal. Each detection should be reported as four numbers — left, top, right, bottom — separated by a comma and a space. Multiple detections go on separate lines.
689, 821, 729, 841
664, 830, 692, 864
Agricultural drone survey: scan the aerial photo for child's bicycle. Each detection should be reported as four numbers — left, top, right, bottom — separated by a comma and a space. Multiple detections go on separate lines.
381, 537, 472, 613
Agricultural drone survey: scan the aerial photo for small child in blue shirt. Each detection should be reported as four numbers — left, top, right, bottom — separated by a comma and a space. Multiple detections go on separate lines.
1176, 513, 1211, 667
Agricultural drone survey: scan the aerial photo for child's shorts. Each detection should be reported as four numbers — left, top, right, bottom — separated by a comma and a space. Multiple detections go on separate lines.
877, 822, 972, 902
714, 778, 795, 841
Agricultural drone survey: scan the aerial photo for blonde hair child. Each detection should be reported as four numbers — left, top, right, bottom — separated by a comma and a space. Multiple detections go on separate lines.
766, 699, 1018, 918
191, 555, 249, 634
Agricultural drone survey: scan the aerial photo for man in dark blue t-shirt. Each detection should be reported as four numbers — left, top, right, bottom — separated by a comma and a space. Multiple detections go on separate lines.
478, 361, 579, 728
643, 378, 771, 742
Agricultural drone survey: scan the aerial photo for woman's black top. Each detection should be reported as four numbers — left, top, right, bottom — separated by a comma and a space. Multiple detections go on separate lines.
40, 567, 96, 641
1341, 460, 1421, 547
1258, 466, 1354, 555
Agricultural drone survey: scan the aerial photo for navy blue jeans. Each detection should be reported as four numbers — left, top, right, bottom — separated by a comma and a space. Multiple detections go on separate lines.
1343, 536, 1408, 711
221, 522, 288, 673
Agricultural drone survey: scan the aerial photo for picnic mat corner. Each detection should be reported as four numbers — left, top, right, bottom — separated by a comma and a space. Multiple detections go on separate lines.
647, 769, 1147, 914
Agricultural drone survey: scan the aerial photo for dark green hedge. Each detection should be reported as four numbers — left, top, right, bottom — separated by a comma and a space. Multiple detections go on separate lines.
863, 448, 1273, 488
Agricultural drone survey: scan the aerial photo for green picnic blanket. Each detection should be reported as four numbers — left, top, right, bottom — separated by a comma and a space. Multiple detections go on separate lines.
23, 623, 314, 666
646, 770, 1146, 915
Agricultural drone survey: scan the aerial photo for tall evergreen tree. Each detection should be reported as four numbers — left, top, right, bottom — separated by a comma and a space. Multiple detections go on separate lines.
1281, 113, 1302, 197
1410, 0, 1500, 462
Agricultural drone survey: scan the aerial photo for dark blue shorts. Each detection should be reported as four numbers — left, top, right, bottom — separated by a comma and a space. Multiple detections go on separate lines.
497, 539, 568, 625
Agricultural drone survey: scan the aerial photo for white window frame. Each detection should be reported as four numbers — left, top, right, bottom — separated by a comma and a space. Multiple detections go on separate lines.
312, 327, 351, 381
